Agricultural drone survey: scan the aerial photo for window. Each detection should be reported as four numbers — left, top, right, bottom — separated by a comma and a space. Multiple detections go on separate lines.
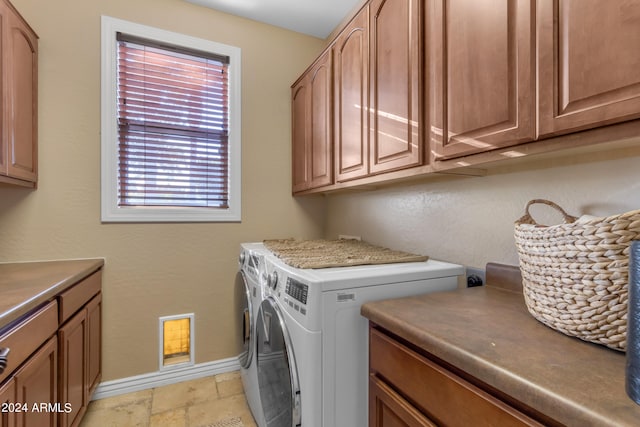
101, 16, 241, 222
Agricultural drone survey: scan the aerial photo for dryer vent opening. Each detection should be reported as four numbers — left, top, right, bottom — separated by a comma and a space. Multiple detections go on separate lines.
159, 314, 194, 369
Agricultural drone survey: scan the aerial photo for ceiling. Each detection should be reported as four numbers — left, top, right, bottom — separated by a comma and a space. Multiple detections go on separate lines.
184, 0, 361, 39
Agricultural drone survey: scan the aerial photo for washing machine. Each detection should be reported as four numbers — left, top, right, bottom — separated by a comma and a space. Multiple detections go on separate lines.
235, 243, 268, 427
254, 243, 464, 427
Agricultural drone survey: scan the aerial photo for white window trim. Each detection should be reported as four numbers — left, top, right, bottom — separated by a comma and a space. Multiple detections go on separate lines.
100, 16, 242, 223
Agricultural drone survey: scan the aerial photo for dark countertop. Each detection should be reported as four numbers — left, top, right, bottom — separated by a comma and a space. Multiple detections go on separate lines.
361, 264, 640, 426
0, 259, 104, 330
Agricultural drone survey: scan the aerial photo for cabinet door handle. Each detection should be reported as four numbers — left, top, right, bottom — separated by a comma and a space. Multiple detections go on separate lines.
0, 347, 10, 374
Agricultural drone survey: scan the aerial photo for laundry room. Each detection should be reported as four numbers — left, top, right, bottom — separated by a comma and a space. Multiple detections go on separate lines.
1, 0, 640, 426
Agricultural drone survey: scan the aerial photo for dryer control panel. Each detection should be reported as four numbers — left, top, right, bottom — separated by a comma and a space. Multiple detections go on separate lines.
286, 278, 308, 305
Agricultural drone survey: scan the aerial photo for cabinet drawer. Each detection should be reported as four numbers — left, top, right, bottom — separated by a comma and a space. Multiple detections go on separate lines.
0, 301, 58, 384
369, 328, 542, 427
58, 270, 101, 324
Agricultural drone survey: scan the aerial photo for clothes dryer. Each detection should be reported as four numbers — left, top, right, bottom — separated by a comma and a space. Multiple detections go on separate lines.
254, 243, 464, 427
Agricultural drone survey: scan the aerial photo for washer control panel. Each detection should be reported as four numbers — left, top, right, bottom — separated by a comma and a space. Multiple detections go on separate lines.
245, 253, 263, 282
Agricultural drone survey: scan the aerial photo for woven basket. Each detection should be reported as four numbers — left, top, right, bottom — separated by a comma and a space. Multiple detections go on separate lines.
514, 199, 640, 352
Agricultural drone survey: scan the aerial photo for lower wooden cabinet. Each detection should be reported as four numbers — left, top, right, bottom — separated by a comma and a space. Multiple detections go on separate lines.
58, 310, 86, 427
58, 289, 101, 427
14, 337, 58, 427
0, 269, 102, 427
370, 374, 436, 427
369, 326, 545, 427
0, 378, 16, 427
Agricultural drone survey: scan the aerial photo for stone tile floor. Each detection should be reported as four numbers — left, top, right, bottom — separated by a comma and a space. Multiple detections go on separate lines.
79, 371, 257, 427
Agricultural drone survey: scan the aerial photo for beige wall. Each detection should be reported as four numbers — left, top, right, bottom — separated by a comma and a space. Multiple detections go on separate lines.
326, 142, 640, 270
0, 0, 326, 380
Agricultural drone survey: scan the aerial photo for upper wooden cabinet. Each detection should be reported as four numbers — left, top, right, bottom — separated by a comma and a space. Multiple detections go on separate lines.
292, 0, 425, 194
433, 0, 640, 158
430, 0, 535, 160
537, 0, 640, 138
333, 0, 423, 185
369, 0, 423, 173
292, 0, 640, 193
291, 79, 308, 192
334, 7, 369, 182
291, 49, 333, 192
0, 0, 38, 187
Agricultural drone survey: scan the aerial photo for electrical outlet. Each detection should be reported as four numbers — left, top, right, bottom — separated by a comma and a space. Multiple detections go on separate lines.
465, 266, 486, 287
338, 234, 361, 241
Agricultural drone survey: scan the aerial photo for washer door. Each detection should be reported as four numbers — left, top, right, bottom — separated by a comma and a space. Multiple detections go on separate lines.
234, 271, 253, 369
256, 297, 301, 427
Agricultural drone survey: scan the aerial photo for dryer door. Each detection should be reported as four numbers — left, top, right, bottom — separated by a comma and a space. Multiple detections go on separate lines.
235, 271, 254, 369
256, 297, 301, 427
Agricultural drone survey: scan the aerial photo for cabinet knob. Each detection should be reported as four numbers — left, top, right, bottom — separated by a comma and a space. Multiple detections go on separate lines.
0, 347, 9, 374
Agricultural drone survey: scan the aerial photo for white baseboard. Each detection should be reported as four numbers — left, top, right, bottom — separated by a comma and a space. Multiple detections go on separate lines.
92, 357, 241, 401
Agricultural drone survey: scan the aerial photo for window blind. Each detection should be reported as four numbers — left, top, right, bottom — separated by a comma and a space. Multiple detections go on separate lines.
116, 33, 231, 208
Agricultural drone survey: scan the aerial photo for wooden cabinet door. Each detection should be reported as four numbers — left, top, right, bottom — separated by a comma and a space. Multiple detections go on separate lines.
4, 4, 37, 183
334, 7, 369, 182
15, 336, 57, 427
370, 327, 544, 427
430, 0, 535, 160
86, 294, 102, 396
58, 293, 102, 427
0, 378, 16, 427
308, 51, 333, 189
369, 0, 423, 174
0, 0, 10, 178
538, 0, 640, 138
292, 80, 309, 193
291, 50, 333, 193
58, 309, 88, 427
370, 375, 436, 427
